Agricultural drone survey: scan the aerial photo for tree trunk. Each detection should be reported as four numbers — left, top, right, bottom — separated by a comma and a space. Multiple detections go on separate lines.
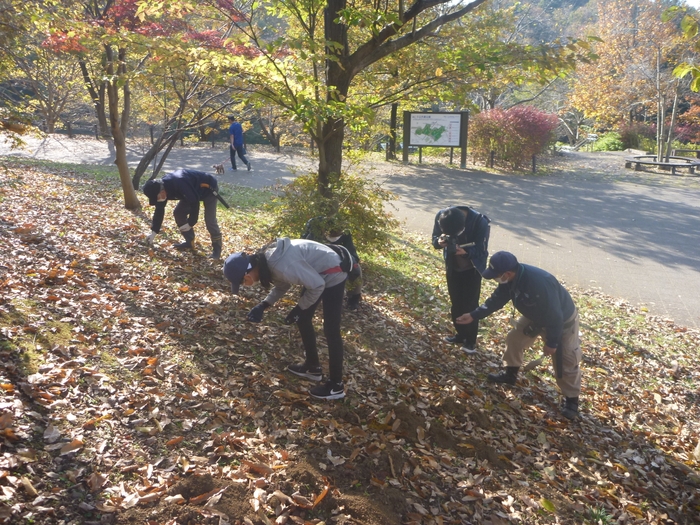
118, 47, 130, 139
664, 81, 680, 162
105, 44, 139, 209
79, 60, 110, 139
387, 103, 398, 161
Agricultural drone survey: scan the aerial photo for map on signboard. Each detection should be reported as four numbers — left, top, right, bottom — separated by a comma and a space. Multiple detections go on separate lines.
409, 113, 462, 147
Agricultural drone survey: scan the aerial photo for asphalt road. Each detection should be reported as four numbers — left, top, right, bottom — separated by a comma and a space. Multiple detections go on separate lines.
3, 135, 700, 330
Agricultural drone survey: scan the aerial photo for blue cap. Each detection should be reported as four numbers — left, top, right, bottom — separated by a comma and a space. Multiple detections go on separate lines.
223, 252, 250, 294
482, 251, 519, 279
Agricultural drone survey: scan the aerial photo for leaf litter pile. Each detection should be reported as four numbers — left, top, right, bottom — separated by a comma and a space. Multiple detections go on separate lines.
0, 163, 699, 525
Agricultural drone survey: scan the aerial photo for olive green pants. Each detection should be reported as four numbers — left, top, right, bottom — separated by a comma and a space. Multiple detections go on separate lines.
503, 310, 582, 398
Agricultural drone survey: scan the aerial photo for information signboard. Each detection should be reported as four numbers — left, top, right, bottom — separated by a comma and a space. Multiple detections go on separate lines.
408, 112, 462, 147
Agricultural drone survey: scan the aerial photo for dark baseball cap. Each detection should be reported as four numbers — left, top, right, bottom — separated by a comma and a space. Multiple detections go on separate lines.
143, 179, 162, 206
482, 251, 519, 279
223, 252, 250, 294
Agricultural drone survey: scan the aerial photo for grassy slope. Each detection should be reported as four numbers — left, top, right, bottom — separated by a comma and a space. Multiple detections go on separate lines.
0, 158, 698, 525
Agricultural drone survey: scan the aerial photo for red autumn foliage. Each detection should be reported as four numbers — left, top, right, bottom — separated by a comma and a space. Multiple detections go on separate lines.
470, 106, 559, 169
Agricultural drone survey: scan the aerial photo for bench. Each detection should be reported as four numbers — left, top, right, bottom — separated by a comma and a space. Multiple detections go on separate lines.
624, 155, 700, 176
671, 148, 700, 159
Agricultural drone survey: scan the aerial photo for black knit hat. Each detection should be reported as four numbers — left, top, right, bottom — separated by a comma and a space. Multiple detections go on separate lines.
143, 180, 163, 205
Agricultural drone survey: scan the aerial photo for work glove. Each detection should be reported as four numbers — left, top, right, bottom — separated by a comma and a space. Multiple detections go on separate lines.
146, 231, 157, 245
247, 301, 270, 323
284, 305, 304, 325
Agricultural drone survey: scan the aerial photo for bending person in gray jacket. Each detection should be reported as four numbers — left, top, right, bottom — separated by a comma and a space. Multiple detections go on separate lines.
223, 238, 348, 400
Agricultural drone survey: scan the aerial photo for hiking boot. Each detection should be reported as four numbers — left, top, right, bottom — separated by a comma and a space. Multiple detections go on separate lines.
561, 397, 579, 420
174, 229, 195, 251
487, 366, 519, 385
461, 344, 478, 355
287, 363, 323, 381
444, 334, 465, 344
346, 293, 361, 311
210, 241, 222, 259
310, 380, 345, 400
246, 162, 252, 171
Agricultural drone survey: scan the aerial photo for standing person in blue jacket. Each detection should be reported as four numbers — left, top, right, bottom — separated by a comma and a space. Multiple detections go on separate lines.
228, 115, 251, 171
142, 169, 223, 259
456, 251, 582, 419
432, 206, 490, 353
223, 238, 351, 400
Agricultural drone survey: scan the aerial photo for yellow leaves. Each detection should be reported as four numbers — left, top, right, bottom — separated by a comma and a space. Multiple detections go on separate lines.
540, 498, 556, 512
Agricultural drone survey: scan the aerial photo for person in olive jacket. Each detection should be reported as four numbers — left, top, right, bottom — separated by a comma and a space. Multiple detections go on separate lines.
456, 251, 582, 420
143, 169, 223, 259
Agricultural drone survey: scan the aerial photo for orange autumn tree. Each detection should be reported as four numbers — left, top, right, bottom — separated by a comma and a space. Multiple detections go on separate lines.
569, 0, 681, 129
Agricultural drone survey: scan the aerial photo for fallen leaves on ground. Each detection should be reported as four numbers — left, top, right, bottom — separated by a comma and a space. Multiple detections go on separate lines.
0, 163, 698, 525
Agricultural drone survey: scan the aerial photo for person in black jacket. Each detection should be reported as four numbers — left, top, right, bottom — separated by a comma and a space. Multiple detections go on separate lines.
302, 217, 363, 310
456, 251, 582, 420
432, 206, 490, 353
142, 169, 223, 258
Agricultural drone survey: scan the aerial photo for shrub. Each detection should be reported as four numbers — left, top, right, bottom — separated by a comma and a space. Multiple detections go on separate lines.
265, 171, 400, 253
591, 132, 624, 151
470, 106, 559, 169
618, 122, 654, 150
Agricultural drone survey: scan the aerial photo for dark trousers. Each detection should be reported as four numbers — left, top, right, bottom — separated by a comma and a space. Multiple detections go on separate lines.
446, 267, 482, 347
229, 144, 249, 169
297, 280, 346, 383
172, 193, 221, 241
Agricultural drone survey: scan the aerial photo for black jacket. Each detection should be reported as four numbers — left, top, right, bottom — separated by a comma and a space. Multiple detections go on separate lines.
470, 264, 576, 349
151, 169, 218, 232
432, 206, 490, 274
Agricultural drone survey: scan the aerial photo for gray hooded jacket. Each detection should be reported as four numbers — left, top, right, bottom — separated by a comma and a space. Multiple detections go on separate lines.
263, 238, 347, 310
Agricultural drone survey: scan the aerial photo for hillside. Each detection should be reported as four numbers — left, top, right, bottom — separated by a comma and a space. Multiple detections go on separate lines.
0, 160, 698, 525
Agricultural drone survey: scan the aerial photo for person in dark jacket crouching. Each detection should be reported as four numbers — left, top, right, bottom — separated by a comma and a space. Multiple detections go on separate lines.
302, 216, 363, 311
143, 169, 223, 259
223, 238, 349, 400
456, 251, 582, 420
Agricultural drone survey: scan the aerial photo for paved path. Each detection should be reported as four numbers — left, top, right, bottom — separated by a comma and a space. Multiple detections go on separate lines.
3, 135, 700, 330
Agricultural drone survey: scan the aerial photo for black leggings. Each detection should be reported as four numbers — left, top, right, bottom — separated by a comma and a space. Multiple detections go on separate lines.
446, 267, 482, 347
296, 280, 346, 383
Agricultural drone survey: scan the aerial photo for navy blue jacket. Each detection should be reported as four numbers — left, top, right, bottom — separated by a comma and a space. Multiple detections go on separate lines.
150, 169, 218, 233
470, 264, 575, 349
432, 206, 490, 274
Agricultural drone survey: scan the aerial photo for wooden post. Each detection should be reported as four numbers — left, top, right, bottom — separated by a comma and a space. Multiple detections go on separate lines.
66, 122, 73, 138
532, 155, 536, 173
460, 111, 469, 169
449, 147, 453, 165
93, 125, 99, 140
402, 111, 410, 164
490, 150, 495, 168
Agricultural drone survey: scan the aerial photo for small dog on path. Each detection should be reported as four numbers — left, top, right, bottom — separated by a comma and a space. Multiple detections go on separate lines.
212, 163, 225, 175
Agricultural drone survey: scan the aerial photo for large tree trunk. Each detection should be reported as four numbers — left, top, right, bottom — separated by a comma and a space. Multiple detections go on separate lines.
105, 44, 139, 209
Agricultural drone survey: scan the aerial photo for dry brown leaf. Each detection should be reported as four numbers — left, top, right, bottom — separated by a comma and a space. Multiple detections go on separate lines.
59, 439, 83, 455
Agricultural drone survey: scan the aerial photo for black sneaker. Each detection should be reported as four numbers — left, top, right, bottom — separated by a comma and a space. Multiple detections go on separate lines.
247, 162, 252, 171
444, 335, 465, 344
287, 363, 323, 381
461, 345, 478, 355
310, 381, 345, 400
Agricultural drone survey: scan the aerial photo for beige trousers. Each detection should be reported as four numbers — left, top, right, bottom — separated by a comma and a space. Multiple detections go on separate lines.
503, 310, 582, 398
